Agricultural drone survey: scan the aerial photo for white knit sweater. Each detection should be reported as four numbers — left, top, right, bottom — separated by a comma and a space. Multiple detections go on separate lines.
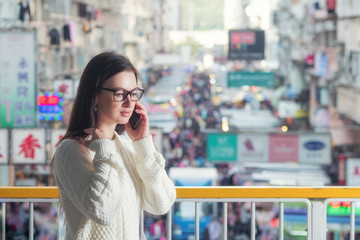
53, 133, 176, 240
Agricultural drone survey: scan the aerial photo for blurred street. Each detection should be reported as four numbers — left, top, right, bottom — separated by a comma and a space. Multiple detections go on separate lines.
1, 0, 360, 239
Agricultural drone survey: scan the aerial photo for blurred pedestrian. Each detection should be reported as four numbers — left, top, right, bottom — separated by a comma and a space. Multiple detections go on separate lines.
52, 51, 176, 239
208, 217, 221, 240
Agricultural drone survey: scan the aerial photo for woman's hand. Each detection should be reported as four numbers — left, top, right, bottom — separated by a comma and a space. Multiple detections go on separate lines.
125, 101, 150, 141
82, 127, 107, 147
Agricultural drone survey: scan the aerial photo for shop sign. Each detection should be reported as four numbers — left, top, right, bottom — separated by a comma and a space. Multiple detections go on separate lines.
12, 128, 46, 164
227, 71, 274, 88
228, 30, 265, 60
0, 31, 36, 127
299, 134, 331, 164
207, 133, 237, 162
346, 158, 360, 186
53, 79, 75, 100
0, 129, 8, 164
51, 128, 66, 158
268, 134, 298, 162
238, 133, 268, 162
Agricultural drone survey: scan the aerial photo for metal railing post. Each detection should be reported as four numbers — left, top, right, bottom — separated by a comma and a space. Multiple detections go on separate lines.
350, 201, 355, 240
167, 207, 172, 240
1, 202, 5, 240
312, 201, 325, 240
251, 202, 256, 240
223, 202, 228, 240
279, 202, 284, 240
29, 202, 34, 240
195, 202, 200, 240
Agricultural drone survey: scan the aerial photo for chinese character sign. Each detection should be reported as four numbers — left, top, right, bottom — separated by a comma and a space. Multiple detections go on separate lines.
12, 128, 45, 164
0, 31, 36, 127
347, 158, 360, 186
51, 128, 66, 158
53, 79, 74, 100
0, 129, 9, 164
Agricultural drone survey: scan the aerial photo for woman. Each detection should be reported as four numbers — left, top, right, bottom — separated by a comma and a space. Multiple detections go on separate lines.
52, 52, 176, 239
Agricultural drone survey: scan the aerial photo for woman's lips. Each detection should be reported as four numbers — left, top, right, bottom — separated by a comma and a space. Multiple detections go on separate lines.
120, 111, 132, 117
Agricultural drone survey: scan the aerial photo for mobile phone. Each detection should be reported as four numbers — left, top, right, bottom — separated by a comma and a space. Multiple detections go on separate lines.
129, 108, 141, 129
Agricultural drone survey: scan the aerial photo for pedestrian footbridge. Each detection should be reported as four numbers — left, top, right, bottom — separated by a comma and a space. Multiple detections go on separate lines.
1, 186, 360, 240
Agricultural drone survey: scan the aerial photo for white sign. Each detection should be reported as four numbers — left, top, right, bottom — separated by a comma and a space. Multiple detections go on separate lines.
53, 79, 74, 100
0, 129, 9, 164
346, 158, 360, 186
150, 128, 163, 153
0, 31, 36, 127
298, 133, 331, 165
12, 128, 46, 164
238, 134, 268, 162
51, 128, 66, 157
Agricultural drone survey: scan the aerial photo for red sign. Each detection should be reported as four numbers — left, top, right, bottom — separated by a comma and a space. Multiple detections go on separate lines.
269, 135, 299, 162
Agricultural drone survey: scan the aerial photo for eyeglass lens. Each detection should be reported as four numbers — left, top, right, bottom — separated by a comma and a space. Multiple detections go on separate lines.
114, 88, 143, 101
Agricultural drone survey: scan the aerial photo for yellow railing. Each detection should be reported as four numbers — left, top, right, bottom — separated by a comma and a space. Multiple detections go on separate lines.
1, 186, 360, 198
2, 186, 360, 240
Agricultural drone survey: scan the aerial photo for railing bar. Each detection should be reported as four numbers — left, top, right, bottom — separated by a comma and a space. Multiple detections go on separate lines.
1, 202, 5, 240
29, 202, 34, 240
350, 201, 355, 240
175, 198, 311, 203
307, 200, 312, 240
167, 207, 172, 240
279, 202, 284, 240
251, 202, 256, 240
57, 202, 60, 240
140, 211, 144, 238
0, 198, 59, 203
195, 202, 199, 240
223, 202, 228, 240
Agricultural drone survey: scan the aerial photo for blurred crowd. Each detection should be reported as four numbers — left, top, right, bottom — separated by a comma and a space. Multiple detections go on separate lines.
167, 72, 222, 168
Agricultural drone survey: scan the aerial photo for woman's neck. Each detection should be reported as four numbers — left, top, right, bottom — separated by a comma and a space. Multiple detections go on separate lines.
96, 123, 116, 140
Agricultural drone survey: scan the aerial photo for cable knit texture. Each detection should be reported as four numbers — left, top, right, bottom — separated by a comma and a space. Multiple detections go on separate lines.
53, 133, 176, 240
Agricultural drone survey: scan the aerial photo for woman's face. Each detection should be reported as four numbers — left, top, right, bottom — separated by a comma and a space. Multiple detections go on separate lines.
95, 70, 138, 127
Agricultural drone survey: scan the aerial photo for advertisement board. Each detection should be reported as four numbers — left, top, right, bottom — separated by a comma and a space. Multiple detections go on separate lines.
51, 128, 66, 158
238, 133, 268, 162
346, 158, 360, 186
298, 134, 331, 165
207, 133, 237, 162
37, 92, 64, 121
0, 129, 8, 164
228, 29, 265, 60
227, 71, 274, 88
269, 134, 298, 162
53, 79, 75, 100
0, 31, 36, 127
12, 128, 46, 164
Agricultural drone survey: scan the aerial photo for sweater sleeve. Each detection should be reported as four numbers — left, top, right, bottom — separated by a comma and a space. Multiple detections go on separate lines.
53, 139, 127, 226
132, 135, 176, 215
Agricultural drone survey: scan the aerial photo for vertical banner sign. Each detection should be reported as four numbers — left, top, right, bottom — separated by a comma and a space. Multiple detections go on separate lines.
346, 158, 360, 186
207, 133, 237, 162
0, 31, 36, 127
0, 129, 9, 164
238, 133, 268, 162
12, 128, 46, 164
51, 128, 66, 158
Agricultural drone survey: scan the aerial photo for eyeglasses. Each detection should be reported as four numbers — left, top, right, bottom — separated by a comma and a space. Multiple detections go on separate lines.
100, 87, 144, 102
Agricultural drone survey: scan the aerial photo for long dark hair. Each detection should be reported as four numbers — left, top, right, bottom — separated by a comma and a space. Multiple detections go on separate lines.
58, 51, 138, 144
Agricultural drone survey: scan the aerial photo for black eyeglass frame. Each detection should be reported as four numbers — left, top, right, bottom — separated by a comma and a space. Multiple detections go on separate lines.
100, 87, 144, 102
